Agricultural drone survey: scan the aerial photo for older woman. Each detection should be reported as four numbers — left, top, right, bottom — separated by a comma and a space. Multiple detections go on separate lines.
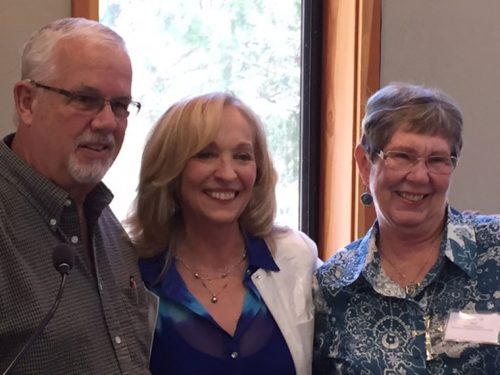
127, 92, 319, 375
313, 83, 499, 374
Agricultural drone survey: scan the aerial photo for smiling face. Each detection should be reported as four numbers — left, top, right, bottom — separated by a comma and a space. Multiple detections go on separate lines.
356, 128, 455, 233
14, 36, 132, 197
179, 105, 257, 229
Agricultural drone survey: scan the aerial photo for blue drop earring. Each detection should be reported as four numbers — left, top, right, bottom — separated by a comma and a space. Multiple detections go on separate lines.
360, 188, 373, 205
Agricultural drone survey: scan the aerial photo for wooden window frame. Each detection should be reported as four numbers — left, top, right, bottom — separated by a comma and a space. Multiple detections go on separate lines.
319, 0, 379, 258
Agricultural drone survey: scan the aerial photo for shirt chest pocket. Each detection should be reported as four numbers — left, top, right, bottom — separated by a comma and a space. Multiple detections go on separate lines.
121, 283, 159, 367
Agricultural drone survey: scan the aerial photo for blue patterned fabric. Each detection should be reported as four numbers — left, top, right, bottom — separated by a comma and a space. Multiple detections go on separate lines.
140, 234, 296, 375
313, 207, 500, 374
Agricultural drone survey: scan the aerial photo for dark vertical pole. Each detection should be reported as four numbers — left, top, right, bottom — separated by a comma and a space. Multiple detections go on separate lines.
300, 0, 323, 242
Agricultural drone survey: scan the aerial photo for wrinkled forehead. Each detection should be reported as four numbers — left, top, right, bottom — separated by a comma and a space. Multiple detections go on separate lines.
368, 117, 450, 146
54, 35, 130, 67
386, 126, 454, 152
389, 121, 455, 148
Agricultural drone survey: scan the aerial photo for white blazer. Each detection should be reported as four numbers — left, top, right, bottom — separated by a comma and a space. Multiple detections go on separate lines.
251, 229, 320, 375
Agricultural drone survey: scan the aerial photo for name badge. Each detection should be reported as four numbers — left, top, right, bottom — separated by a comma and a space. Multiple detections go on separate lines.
444, 311, 499, 345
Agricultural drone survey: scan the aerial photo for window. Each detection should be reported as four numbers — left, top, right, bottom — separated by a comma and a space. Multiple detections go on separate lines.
100, 0, 307, 230
74, 0, 381, 257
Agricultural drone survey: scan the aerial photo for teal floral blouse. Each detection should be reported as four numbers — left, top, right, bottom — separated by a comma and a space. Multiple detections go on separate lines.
313, 207, 499, 374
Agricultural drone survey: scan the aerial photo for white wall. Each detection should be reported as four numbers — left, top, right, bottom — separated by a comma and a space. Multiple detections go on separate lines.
0, 0, 69, 136
381, 0, 500, 213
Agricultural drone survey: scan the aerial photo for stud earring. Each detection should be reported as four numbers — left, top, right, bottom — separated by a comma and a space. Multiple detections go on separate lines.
360, 189, 373, 205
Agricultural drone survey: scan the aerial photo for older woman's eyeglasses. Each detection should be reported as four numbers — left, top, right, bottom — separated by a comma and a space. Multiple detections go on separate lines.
376, 150, 458, 175
28, 79, 141, 118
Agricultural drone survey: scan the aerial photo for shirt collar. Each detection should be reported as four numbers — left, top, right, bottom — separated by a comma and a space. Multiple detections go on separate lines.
321, 206, 479, 291
139, 253, 167, 288
139, 232, 280, 291
139, 233, 280, 310
1, 133, 69, 223
0, 133, 114, 225
443, 206, 478, 279
245, 233, 280, 273
362, 206, 478, 280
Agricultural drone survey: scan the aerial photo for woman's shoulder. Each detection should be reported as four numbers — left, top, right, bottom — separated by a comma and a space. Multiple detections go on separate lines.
449, 207, 500, 249
321, 235, 366, 266
450, 206, 500, 223
268, 226, 319, 264
471, 215, 500, 254
315, 238, 366, 288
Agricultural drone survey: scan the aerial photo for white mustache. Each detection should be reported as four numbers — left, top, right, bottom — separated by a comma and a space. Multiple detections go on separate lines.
74, 132, 115, 148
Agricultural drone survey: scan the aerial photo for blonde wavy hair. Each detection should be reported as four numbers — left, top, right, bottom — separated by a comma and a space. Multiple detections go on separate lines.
126, 92, 278, 257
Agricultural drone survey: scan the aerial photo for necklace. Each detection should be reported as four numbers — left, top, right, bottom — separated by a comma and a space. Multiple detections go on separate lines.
410, 281, 443, 360
198, 279, 228, 304
176, 249, 247, 303
379, 251, 431, 296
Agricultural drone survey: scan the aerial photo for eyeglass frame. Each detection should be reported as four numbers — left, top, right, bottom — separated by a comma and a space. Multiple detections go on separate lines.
28, 79, 141, 118
376, 149, 458, 175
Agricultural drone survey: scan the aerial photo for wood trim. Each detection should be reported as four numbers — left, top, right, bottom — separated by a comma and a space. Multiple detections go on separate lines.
320, 0, 357, 258
71, 0, 99, 20
353, 0, 379, 239
320, 0, 380, 258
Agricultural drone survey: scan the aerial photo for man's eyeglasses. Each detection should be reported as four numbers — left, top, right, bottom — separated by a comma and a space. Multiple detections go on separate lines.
376, 150, 458, 175
28, 79, 141, 118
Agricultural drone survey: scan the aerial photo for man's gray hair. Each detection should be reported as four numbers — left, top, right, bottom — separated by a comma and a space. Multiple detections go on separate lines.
21, 17, 127, 82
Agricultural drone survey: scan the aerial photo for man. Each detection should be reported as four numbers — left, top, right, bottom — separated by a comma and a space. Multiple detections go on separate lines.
0, 18, 157, 374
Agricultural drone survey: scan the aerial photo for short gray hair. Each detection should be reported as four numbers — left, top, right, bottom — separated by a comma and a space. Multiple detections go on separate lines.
21, 17, 127, 81
361, 82, 463, 159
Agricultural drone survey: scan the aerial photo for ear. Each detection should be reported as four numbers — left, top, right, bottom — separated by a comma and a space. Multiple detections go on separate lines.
354, 144, 371, 186
14, 81, 36, 126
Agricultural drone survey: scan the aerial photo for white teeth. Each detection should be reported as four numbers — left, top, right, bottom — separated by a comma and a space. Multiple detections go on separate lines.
400, 192, 424, 201
209, 191, 235, 200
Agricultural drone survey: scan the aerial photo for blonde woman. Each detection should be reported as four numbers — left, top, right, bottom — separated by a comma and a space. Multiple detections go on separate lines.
128, 92, 320, 375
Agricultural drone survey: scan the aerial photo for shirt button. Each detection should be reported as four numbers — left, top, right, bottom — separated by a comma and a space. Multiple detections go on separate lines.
230, 351, 239, 359
64, 199, 72, 207
71, 236, 79, 244
114, 336, 121, 344
49, 218, 57, 226
246, 269, 251, 275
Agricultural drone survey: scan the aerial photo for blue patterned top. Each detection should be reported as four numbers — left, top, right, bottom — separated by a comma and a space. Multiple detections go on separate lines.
313, 207, 500, 374
139, 234, 296, 375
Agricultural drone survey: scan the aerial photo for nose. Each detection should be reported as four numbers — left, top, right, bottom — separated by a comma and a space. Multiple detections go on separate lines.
214, 157, 237, 180
406, 159, 430, 182
91, 101, 121, 132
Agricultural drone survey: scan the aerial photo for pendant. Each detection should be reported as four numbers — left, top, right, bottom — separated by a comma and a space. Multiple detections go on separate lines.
424, 315, 434, 360
405, 282, 420, 296
211, 295, 218, 303
411, 315, 435, 361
